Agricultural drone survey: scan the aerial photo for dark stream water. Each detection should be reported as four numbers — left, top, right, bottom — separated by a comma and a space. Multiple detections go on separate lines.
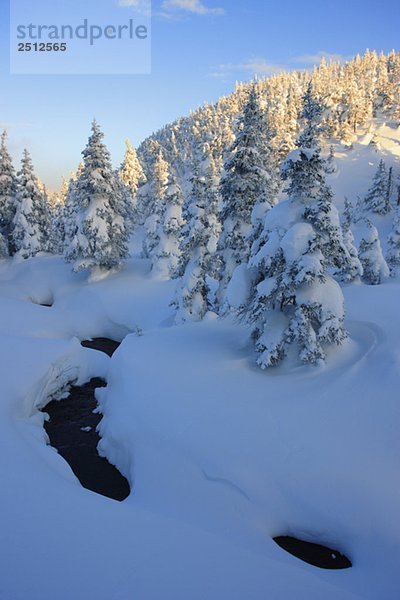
43, 338, 130, 501
273, 535, 352, 569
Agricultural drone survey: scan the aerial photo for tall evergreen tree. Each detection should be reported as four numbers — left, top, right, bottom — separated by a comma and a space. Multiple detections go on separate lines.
65, 120, 129, 276
114, 172, 136, 238
142, 148, 169, 259
364, 159, 391, 215
217, 83, 271, 308
12, 150, 47, 258
120, 139, 146, 195
0, 131, 17, 253
59, 176, 70, 203
36, 180, 51, 253
245, 82, 348, 368
60, 173, 80, 254
119, 139, 146, 227
50, 199, 66, 255
336, 199, 363, 282
247, 126, 281, 260
151, 172, 185, 279
174, 155, 221, 323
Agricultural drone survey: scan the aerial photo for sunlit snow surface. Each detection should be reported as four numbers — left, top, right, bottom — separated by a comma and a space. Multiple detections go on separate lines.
0, 125, 399, 599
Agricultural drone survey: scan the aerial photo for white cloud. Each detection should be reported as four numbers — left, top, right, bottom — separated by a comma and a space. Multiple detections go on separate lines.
292, 51, 349, 65
117, 0, 151, 16
209, 58, 285, 79
161, 0, 224, 16
118, 0, 223, 19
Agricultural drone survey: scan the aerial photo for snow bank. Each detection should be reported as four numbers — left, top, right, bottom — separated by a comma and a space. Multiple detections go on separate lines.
98, 279, 400, 599
0, 122, 400, 599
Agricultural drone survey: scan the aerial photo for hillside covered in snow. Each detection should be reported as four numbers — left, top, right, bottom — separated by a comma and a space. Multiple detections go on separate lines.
0, 50, 400, 599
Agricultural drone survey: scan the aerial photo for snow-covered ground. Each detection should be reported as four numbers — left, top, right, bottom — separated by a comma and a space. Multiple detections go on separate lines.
0, 125, 400, 599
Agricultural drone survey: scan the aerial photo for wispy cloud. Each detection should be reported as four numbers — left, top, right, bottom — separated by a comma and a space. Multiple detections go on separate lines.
161, 0, 224, 16
0, 122, 34, 131
209, 58, 285, 79
292, 51, 349, 65
118, 0, 224, 19
117, 0, 151, 16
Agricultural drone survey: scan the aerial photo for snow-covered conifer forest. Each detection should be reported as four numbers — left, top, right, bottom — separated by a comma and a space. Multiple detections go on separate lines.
1, 50, 400, 599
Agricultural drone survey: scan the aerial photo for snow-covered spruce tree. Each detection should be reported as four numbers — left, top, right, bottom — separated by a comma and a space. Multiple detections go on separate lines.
343, 196, 354, 226
60, 164, 86, 253
36, 181, 51, 252
59, 174, 80, 254
387, 206, 400, 275
120, 139, 146, 195
336, 198, 363, 282
247, 126, 281, 260
0, 131, 17, 253
119, 139, 146, 224
59, 176, 69, 203
151, 172, 185, 278
203, 155, 223, 283
34, 179, 53, 253
363, 159, 391, 215
65, 120, 129, 276
325, 145, 337, 174
230, 146, 281, 316
113, 173, 136, 238
174, 155, 221, 323
12, 149, 48, 258
245, 82, 349, 368
283, 84, 352, 271
142, 148, 169, 259
359, 220, 389, 285
36, 176, 46, 199
50, 199, 66, 255
217, 83, 271, 308
49, 175, 73, 254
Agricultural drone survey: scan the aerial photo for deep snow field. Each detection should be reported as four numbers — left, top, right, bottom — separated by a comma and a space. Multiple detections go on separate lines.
0, 124, 400, 600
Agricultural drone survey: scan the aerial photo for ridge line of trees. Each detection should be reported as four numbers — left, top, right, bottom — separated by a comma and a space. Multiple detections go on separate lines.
1, 50, 400, 367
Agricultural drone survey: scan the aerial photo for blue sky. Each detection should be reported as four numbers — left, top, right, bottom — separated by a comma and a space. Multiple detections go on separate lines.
0, 0, 399, 188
